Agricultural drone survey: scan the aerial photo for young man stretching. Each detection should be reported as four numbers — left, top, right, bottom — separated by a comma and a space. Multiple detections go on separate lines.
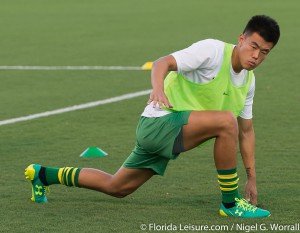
25, 15, 280, 218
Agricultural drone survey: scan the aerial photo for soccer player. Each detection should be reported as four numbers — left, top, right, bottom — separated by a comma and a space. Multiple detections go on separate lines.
25, 15, 280, 218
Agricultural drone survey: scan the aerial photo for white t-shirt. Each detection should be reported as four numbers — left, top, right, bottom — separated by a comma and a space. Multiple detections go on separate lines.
142, 39, 255, 119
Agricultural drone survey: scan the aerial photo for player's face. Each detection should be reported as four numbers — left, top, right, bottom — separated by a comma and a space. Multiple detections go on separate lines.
237, 32, 274, 71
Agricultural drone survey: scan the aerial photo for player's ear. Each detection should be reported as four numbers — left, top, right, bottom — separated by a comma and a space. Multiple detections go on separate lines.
237, 33, 245, 47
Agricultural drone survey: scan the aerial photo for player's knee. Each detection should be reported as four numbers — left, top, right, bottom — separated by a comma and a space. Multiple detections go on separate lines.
112, 191, 130, 198
110, 192, 127, 198
220, 111, 238, 137
108, 186, 134, 198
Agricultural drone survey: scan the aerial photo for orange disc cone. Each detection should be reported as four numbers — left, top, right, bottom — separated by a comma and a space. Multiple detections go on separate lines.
141, 62, 153, 70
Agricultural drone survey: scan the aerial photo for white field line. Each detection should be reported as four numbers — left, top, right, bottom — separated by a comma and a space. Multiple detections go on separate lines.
0, 65, 143, 70
0, 89, 152, 126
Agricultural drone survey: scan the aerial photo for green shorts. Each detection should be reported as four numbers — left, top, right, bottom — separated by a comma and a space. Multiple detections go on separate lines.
123, 111, 191, 176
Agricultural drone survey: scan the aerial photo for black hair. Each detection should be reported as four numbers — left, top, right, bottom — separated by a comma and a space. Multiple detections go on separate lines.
243, 15, 280, 47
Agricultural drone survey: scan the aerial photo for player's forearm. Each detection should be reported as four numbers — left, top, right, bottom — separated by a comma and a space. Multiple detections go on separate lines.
151, 55, 177, 90
238, 121, 256, 179
151, 61, 167, 91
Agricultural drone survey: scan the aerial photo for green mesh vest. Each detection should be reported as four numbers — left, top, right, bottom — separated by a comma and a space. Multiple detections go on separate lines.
164, 43, 253, 117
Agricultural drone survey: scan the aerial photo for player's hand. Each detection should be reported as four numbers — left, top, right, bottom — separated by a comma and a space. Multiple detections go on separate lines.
245, 177, 257, 206
147, 89, 173, 109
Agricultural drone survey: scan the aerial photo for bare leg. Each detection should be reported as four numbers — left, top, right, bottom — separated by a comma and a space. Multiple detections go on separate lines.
79, 110, 238, 198
182, 111, 238, 169
78, 167, 155, 198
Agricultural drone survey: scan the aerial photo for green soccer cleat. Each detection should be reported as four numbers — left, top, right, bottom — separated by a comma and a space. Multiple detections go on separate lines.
25, 164, 49, 203
219, 198, 271, 218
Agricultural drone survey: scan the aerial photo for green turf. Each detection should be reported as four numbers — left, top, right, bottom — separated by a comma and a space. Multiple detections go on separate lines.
0, 0, 299, 232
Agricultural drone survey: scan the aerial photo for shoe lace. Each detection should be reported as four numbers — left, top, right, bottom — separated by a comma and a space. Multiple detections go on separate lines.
235, 198, 257, 213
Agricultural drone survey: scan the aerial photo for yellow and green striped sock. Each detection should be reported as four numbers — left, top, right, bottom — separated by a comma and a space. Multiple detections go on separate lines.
217, 168, 240, 204
40, 166, 81, 187
58, 167, 81, 187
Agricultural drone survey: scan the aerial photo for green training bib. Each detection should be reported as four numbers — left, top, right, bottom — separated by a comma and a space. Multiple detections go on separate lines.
164, 43, 253, 117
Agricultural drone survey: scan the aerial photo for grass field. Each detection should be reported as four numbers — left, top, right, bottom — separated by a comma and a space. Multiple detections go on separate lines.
0, 0, 299, 232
